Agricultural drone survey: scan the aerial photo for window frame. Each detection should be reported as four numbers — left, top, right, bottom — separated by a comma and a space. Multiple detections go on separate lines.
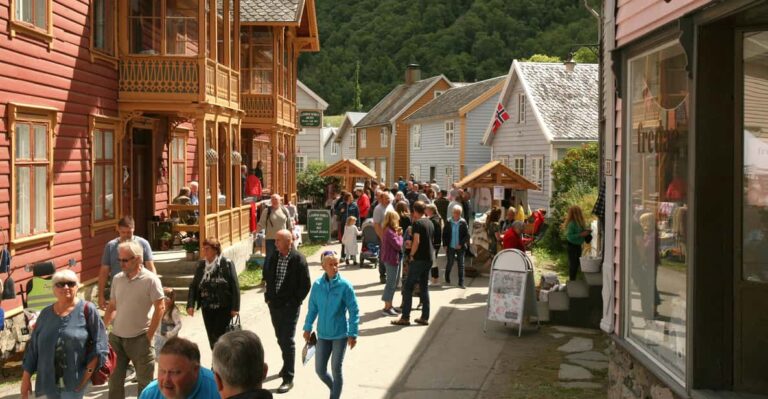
241, 26, 274, 95
381, 127, 389, 148
90, 0, 118, 65
350, 129, 357, 150
128, 0, 202, 57
170, 131, 188, 204
411, 124, 421, 150
90, 115, 121, 234
9, 0, 55, 48
434, 90, 445, 98
513, 156, 526, 176
444, 120, 455, 148
331, 141, 339, 156
518, 93, 526, 123
360, 129, 367, 149
529, 155, 543, 190
8, 103, 57, 250
295, 155, 306, 173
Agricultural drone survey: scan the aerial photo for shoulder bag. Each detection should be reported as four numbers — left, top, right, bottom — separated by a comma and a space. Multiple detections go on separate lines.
84, 303, 117, 385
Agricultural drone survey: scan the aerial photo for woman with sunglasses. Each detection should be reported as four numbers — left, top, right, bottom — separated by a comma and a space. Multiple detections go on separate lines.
21, 270, 109, 399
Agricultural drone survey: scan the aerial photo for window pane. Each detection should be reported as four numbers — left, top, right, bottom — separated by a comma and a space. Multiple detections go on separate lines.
94, 164, 104, 221
16, 166, 31, 236
33, 125, 47, 160
129, 0, 161, 54
16, 0, 30, 22
15, 124, 30, 159
34, 0, 45, 28
625, 43, 688, 380
104, 130, 114, 160
34, 165, 47, 232
94, 129, 104, 160
105, 165, 114, 219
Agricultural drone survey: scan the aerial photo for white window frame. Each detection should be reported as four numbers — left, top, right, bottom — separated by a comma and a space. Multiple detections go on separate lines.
444, 120, 455, 148
434, 90, 445, 98
518, 93, 526, 123
331, 141, 339, 156
295, 155, 307, 173
411, 124, 421, 150
513, 156, 525, 176
379, 158, 387, 185
360, 129, 367, 149
445, 166, 454, 183
350, 130, 356, 150
529, 155, 543, 190
91, 116, 121, 232
381, 127, 389, 148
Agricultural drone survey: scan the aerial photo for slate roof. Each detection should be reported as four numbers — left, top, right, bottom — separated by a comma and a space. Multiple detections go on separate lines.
405, 76, 505, 122
335, 112, 367, 141
356, 76, 447, 128
517, 62, 598, 140
322, 127, 337, 147
241, 0, 304, 23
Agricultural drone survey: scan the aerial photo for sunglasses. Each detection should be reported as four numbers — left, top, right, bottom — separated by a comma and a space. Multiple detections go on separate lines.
118, 257, 136, 263
55, 281, 77, 288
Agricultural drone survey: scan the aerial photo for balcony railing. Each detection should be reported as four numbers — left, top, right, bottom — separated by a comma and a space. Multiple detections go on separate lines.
242, 93, 296, 127
119, 55, 239, 109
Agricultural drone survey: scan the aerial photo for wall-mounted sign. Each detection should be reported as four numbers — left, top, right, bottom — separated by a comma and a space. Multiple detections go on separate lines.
300, 111, 322, 127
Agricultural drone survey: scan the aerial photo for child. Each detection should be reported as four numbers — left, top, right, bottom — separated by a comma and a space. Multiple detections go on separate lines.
155, 287, 182, 358
342, 216, 361, 265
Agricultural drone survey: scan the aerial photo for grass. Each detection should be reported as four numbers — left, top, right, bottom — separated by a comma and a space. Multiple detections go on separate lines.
323, 115, 345, 127
239, 268, 263, 290
298, 242, 324, 258
532, 246, 570, 283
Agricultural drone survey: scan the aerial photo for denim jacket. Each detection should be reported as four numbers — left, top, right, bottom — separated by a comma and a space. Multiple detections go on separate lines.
303, 273, 359, 340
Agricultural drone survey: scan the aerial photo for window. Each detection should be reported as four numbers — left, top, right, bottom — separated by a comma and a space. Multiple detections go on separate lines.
295, 156, 306, 173
129, 0, 200, 55
331, 141, 339, 156
434, 90, 445, 98
411, 124, 421, 149
360, 129, 367, 149
497, 155, 509, 166
350, 130, 356, 150
241, 26, 273, 94
445, 166, 453, 182
517, 93, 526, 123
91, 117, 119, 226
444, 120, 455, 147
380, 127, 389, 148
379, 158, 387, 186
8, 104, 56, 246
170, 134, 186, 200
624, 42, 689, 382
11, 0, 53, 45
92, 0, 116, 57
529, 156, 543, 189
513, 157, 525, 176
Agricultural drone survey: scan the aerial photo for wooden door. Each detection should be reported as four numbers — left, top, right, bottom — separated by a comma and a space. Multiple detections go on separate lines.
132, 129, 153, 238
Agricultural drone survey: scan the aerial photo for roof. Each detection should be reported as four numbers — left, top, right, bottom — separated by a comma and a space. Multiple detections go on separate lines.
322, 127, 337, 147
241, 0, 305, 23
297, 80, 329, 110
335, 112, 368, 142
355, 75, 450, 128
319, 159, 377, 179
483, 61, 598, 144
405, 76, 505, 122
455, 161, 539, 190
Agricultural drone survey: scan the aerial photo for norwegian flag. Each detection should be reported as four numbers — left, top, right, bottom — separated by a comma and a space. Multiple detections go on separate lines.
492, 103, 510, 133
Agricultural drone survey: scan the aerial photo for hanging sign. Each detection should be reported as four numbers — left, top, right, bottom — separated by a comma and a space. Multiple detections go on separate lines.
300, 111, 322, 127
307, 209, 331, 242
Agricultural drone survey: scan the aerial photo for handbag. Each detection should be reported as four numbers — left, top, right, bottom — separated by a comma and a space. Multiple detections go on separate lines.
226, 315, 242, 332
83, 303, 117, 385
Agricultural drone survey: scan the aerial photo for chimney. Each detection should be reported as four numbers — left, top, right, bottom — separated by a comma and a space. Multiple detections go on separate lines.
405, 63, 421, 85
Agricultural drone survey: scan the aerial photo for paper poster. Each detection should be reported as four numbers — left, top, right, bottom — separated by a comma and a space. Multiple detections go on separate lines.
493, 185, 504, 200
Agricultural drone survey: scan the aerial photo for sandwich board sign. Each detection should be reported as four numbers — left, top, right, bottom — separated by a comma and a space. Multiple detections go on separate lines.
485, 249, 538, 336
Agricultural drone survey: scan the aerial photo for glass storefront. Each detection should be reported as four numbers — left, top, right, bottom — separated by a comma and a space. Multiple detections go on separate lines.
625, 42, 689, 381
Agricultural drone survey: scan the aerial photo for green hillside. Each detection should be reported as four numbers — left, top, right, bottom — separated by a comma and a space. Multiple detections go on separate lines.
298, 0, 600, 115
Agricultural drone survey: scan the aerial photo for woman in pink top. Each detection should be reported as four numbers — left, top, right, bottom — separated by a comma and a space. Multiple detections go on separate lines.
380, 211, 403, 316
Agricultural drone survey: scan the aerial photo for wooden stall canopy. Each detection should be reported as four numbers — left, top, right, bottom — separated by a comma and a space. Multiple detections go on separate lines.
319, 159, 377, 191
455, 161, 539, 190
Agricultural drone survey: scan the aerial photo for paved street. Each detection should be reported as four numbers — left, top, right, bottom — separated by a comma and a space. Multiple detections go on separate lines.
1, 243, 608, 399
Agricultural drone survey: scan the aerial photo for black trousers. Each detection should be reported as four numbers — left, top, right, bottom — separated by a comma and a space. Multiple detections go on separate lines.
202, 307, 231, 349
269, 303, 300, 383
567, 242, 582, 281
431, 247, 440, 279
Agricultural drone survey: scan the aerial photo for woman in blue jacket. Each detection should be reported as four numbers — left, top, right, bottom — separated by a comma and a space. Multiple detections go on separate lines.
303, 251, 360, 399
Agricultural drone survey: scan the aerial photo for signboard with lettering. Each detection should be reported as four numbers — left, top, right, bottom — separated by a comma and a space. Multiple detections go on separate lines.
307, 209, 331, 242
300, 111, 322, 127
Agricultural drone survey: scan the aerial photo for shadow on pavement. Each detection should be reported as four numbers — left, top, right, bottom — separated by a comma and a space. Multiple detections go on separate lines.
450, 292, 488, 305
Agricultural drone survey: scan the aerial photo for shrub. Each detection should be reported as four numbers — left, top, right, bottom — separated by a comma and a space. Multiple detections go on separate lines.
297, 161, 340, 207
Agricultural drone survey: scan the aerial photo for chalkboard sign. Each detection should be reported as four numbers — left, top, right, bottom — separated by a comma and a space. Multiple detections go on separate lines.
307, 209, 331, 242
485, 249, 538, 336
300, 111, 322, 127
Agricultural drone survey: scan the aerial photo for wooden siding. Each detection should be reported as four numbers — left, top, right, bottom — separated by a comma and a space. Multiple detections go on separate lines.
394, 79, 452, 179
339, 125, 356, 160
411, 120, 460, 189
464, 98, 495, 173
616, 0, 712, 46
0, 0, 120, 311
323, 138, 340, 165
296, 87, 324, 163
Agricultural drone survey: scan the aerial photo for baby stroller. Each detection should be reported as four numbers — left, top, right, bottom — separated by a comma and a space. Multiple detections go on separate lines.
359, 220, 380, 268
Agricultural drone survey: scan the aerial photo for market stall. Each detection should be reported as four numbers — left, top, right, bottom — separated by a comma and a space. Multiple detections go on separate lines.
319, 159, 378, 192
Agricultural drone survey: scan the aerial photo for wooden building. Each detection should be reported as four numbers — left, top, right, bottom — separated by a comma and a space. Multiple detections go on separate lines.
355, 64, 451, 185
295, 80, 328, 172
601, 0, 768, 397
333, 111, 366, 161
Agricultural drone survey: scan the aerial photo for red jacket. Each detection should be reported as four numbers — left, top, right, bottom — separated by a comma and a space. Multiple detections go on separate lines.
246, 174, 262, 197
357, 193, 370, 219
502, 228, 525, 252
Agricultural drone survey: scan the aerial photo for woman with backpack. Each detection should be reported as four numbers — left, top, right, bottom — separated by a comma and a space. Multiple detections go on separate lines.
187, 238, 241, 348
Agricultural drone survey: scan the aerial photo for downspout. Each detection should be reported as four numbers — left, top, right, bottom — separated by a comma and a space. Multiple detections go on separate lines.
389, 122, 396, 185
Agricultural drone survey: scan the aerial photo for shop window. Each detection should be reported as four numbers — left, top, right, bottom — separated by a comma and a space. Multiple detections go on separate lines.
624, 42, 689, 382
92, 121, 118, 226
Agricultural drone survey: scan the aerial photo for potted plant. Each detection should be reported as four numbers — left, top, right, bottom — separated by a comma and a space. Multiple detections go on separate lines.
182, 236, 200, 260
160, 232, 173, 251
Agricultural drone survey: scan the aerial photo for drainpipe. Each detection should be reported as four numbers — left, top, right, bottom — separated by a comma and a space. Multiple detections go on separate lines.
389, 122, 396, 185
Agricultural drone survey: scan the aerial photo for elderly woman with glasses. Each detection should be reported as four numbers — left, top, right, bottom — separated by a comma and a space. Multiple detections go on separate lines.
21, 270, 109, 399
187, 238, 241, 349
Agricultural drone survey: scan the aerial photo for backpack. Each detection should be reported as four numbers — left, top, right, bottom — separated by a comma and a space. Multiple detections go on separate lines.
84, 303, 117, 385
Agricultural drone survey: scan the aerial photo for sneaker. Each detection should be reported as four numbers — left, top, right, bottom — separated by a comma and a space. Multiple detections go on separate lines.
392, 307, 402, 314
126, 363, 137, 382
458, 284, 466, 289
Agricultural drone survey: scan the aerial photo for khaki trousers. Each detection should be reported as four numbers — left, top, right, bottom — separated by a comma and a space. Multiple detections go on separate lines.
108, 332, 155, 399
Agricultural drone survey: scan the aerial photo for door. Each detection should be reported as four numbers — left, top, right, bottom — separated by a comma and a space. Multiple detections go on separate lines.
132, 128, 154, 238
738, 29, 768, 394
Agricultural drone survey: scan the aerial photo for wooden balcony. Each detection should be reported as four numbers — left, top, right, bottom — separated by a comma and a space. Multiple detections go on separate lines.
119, 56, 239, 109
242, 94, 296, 128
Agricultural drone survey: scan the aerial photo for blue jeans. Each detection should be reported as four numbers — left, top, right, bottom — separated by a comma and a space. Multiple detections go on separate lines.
264, 239, 276, 274
445, 247, 466, 285
401, 260, 432, 321
269, 303, 300, 382
381, 261, 401, 303
315, 338, 348, 399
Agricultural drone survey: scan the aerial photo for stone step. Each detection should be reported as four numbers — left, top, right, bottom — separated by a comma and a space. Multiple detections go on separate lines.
583, 272, 603, 286
548, 290, 570, 311
154, 260, 198, 275
160, 274, 195, 288
566, 280, 590, 298
549, 297, 602, 329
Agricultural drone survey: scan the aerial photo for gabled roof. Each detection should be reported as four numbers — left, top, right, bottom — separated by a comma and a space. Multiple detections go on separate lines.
322, 127, 338, 147
319, 159, 377, 179
297, 80, 329, 110
404, 76, 505, 123
335, 112, 368, 142
241, 0, 305, 23
455, 161, 539, 191
483, 61, 598, 145
355, 75, 451, 128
